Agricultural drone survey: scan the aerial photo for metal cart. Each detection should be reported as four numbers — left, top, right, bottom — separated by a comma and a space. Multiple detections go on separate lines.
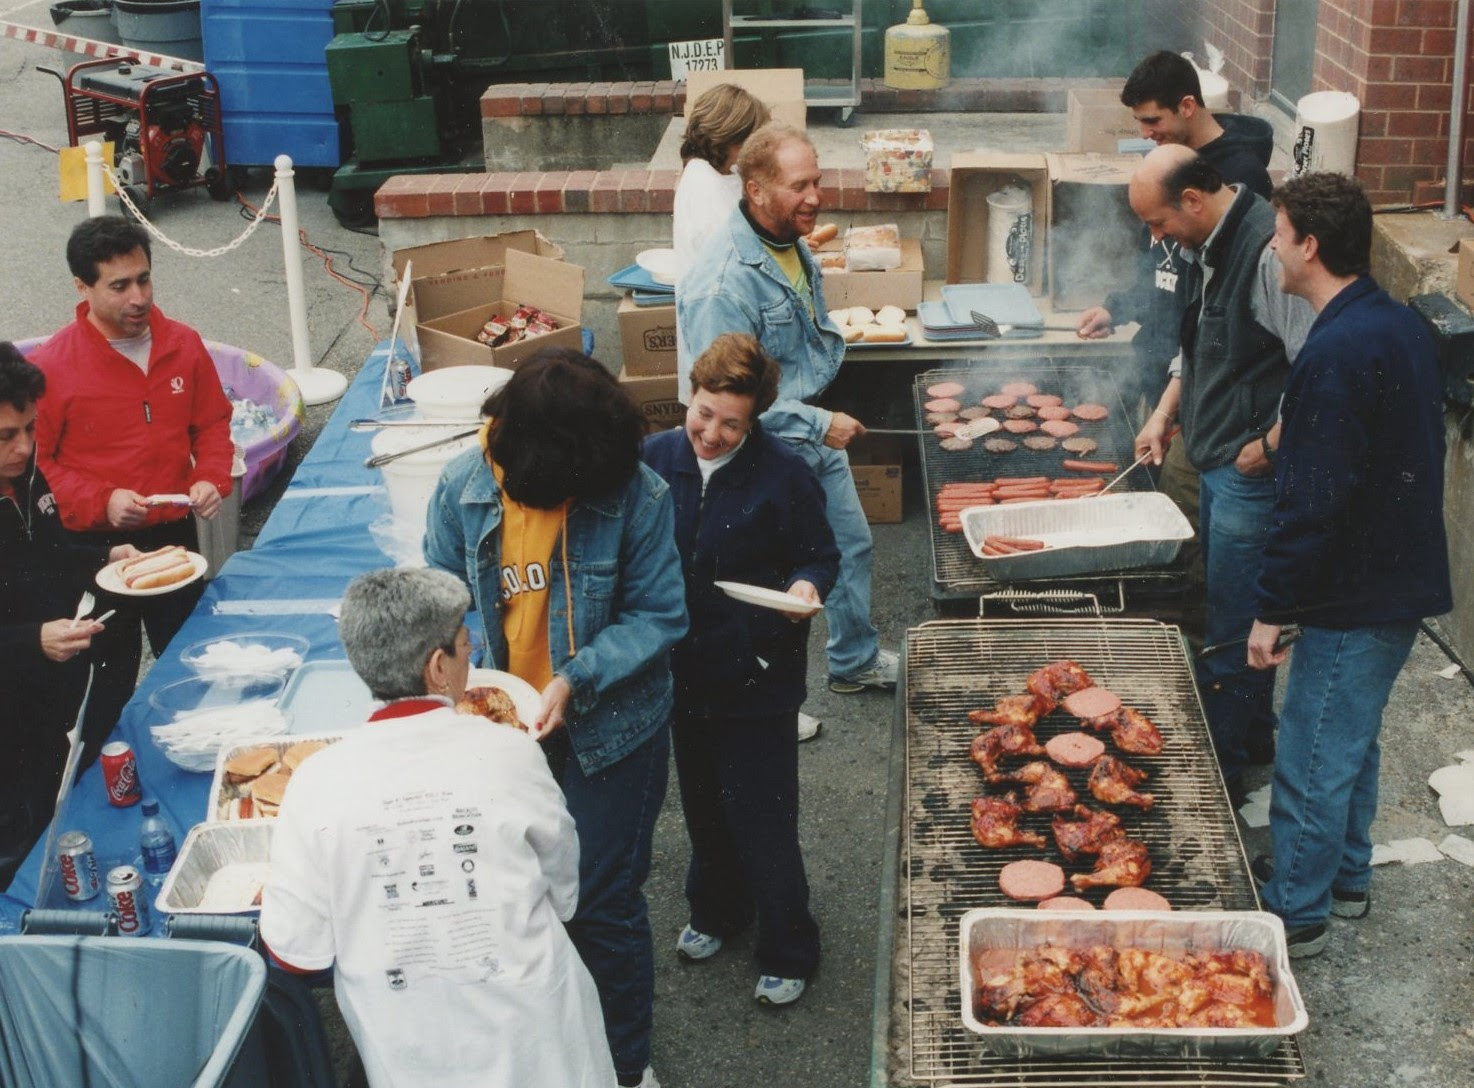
722, 0, 862, 122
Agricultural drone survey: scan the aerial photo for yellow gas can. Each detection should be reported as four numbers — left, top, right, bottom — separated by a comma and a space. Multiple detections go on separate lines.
884, 0, 950, 90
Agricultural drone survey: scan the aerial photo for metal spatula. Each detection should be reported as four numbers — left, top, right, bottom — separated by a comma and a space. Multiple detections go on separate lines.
969, 310, 1079, 338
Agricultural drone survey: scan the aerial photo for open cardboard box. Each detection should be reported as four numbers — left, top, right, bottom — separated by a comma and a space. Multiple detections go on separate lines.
417, 248, 585, 372
393, 229, 564, 327
685, 69, 806, 130
618, 366, 685, 434
617, 294, 678, 376
946, 151, 1049, 295
817, 236, 924, 312
1456, 238, 1474, 311
1065, 86, 1142, 154
848, 433, 903, 524
1046, 152, 1143, 313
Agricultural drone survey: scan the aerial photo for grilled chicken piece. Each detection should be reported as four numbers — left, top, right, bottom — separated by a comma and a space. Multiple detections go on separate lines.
1075, 946, 1121, 1014
973, 953, 1072, 1023
1017, 991, 1100, 1027
1025, 659, 1095, 710
970, 793, 1048, 849
968, 693, 1050, 728
1070, 837, 1152, 892
1178, 1001, 1262, 1028
1051, 805, 1126, 862
1108, 706, 1165, 756
969, 721, 1046, 777
1088, 755, 1156, 810
990, 760, 1078, 812
1193, 950, 1273, 999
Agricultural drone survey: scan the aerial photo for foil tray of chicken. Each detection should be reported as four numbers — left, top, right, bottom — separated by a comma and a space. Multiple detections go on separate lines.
958, 908, 1308, 1058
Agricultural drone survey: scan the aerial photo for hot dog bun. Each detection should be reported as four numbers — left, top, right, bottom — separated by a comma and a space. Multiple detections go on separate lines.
861, 324, 907, 343
876, 304, 906, 326
841, 324, 865, 343
805, 222, 839, 248
120, 546, 196, 589
128, 562, 197, 590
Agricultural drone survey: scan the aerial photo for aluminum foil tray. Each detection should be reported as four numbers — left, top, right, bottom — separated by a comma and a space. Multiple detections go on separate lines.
961, 492, 1193, 582
155, 821, 274, 915
958, 908, 1308, 1059
206, 733, 343, 822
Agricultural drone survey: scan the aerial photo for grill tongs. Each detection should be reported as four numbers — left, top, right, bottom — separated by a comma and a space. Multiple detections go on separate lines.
1199, 623, 1303, 658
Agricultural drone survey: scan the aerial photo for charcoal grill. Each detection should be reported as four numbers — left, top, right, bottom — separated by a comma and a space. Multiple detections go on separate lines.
871, 618, 1307, 1086
916, 363, 1183, 610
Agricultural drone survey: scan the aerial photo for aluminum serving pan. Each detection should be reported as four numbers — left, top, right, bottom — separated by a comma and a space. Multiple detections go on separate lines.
155, 820, 274, 915
961, 492, 1193, 582
959, 908, 1308, 1059
206, 733, 343, 822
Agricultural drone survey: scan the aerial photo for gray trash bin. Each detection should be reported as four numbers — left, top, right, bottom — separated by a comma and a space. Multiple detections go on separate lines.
0, 935, 266, 1088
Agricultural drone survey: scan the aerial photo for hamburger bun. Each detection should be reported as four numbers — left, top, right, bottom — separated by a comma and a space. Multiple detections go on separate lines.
223, 746, 279, 783
247, 772, 292, 808
282, 740, 329, 772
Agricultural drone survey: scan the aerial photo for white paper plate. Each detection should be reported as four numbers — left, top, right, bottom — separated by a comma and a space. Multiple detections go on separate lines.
464, 667, 542, 728
714, 581, 823, 616
96, 551, 208, 597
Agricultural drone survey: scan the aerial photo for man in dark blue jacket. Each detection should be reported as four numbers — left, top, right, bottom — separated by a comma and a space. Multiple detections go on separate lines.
1246, 173, 1451, 958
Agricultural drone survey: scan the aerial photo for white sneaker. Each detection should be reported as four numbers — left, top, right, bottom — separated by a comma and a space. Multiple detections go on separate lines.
636, 1067, 660, 1088
754, 974, 806, 1005
797, 712, 822, 742
675, 924, 722, 961
828, 648, 899, 693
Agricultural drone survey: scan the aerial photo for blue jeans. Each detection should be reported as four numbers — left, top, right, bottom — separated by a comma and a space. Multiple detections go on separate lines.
782, 439, 879, 679
545, 725, 670, 1080
1262, 620, 1418, 928
1195, 463, 1278, 784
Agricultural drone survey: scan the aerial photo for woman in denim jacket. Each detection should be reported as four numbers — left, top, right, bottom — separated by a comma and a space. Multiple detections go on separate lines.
424, 348, 687, 1088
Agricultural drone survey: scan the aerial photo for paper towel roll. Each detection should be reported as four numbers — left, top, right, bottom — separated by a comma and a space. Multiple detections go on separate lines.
986, 185, 1033, 285
1292, 91, 1360, 177
1197, 68, 1230, 110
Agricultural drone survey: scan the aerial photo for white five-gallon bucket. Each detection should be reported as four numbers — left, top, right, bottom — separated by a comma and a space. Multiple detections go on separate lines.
1292, 91, 1360, 176
372, 427, 480, 534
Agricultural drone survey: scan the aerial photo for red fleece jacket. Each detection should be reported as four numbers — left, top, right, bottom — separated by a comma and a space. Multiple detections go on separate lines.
33, 302, 235, 531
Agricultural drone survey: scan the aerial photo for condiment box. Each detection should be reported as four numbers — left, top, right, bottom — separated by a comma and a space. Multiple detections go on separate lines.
206, 733, 344, 823
862, 128, 934, 192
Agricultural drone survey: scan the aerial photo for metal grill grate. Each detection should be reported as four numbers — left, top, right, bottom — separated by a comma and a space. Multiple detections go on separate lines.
898, 618, 1306, 1086
915, 363, 1179, 604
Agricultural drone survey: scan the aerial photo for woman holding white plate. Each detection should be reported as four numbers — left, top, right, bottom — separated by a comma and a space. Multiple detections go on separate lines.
642, 333, 838, 1008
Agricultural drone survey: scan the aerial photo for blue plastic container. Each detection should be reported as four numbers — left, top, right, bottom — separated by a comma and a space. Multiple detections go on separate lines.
201, 0, 339, 168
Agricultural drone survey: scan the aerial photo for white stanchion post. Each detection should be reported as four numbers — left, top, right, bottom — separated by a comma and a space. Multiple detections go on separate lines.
85, 141, 106, 218
275, 153, 347, 405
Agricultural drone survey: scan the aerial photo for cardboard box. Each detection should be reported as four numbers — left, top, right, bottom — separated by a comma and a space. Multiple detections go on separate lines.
416, 248, 585, 372
1046, 152, 1143, 313
863, 128, 933, 193
945, 152, 1049, 294
817, 237, 924, 312
617, 294, 678, 376
1065, 86, 1140, 154
685, 69, 806, 130
848, 435, 903, 524
1458, 239, 1474, 311
618, 367, 684, 434
392, 229, 564, 327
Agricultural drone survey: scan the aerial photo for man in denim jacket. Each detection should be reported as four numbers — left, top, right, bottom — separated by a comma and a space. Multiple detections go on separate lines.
677, 121, 897, 696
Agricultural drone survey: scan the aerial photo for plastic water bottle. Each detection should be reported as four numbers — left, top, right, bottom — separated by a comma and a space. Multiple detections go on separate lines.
139, 798, 178, 887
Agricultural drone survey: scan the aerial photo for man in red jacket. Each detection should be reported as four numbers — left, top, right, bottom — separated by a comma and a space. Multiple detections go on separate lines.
33, 216, 234, 764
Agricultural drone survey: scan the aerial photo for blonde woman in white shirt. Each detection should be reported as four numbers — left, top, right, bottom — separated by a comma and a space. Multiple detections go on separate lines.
672, 84, 770, 284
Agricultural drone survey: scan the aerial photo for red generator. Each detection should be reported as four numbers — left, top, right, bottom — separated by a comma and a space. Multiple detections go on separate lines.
59, 58, 232, 214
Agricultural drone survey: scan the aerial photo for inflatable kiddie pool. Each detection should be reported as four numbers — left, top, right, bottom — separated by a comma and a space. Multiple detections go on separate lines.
15, 336, 303, 503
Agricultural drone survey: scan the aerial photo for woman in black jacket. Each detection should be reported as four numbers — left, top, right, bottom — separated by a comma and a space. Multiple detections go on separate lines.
0, 343, 133, 884
642, 333, 839, 1007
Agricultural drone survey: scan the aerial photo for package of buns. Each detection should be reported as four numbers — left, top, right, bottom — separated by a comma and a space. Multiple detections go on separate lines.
208, 734, 343, 821
843, 223, 902, 272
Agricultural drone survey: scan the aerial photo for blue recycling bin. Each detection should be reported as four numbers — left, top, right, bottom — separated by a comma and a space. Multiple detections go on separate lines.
0, 936, 266, 1087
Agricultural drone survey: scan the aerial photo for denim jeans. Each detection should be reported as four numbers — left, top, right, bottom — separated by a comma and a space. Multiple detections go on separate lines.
545, 725, 670, 1080
781, 438, 879, 679
1195, 462, 1278, 784
1261, 620, 1418, 928
672, 707, 821, 980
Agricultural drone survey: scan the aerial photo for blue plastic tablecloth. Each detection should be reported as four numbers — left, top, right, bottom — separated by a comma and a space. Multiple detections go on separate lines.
0, 345, 407, 927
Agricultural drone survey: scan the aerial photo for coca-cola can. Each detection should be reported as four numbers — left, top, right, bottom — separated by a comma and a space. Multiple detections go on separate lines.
101, 741, 141, 807
106, 865, 150, 936
57, 830, 101, 902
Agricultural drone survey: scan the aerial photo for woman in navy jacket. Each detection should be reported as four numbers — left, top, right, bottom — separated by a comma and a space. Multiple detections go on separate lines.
642, 333, 839, 1007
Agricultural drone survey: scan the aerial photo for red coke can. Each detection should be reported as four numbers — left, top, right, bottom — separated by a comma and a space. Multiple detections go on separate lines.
101, 741, 141, 807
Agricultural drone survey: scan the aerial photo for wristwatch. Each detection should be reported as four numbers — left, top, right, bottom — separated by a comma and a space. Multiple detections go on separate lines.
1260, 434, 1276, 463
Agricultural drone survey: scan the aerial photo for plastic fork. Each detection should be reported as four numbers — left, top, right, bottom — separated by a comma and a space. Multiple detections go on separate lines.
69, 590, 95, 628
